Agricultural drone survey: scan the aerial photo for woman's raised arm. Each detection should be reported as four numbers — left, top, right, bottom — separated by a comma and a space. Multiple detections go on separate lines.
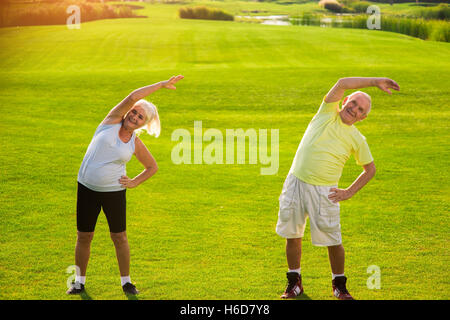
101, 75, 184, 125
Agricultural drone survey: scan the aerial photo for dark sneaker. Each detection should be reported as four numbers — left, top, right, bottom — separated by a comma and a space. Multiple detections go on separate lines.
332, 276, 354, 300
281, 272, 303, 299
66, 282, 85, 295
122, 282, 140, 295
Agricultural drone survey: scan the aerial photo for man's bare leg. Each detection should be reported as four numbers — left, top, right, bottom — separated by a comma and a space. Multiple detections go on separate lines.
281, 238, 304, 298
328, 244, 353, 299
327, 244, 345, 275
286, 238, 302, 270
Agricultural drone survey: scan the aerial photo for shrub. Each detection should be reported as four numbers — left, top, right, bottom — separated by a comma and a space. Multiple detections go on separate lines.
303, 12, 321, 26
301, 12, 313, 26
380, 16, 430, 40
179, 6, 234, 21
365, 15, 448, 42
349, 1, 371, 13
319, 0, 344, 13
368, 0, 449, 4
114, 5, 134, 19
429, 20, 450, 41
417, 3, 450, 20
0, 0, 139, 28
308, 13, 449, 42
351, 15, 367, 28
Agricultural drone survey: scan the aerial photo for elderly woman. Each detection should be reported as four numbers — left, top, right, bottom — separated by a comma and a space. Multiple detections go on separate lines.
67, 75, 184, 295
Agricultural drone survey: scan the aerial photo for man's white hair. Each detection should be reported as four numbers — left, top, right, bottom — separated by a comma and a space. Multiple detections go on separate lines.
347, 91, 372, 115
133, 99, 161, 137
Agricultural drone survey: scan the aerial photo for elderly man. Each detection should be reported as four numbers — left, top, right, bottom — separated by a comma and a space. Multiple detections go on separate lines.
276, 77, 400, 300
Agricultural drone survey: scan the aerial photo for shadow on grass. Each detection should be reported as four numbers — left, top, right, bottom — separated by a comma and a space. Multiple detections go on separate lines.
72, 288, 139, 300
125, 293, 139, 300
295, 292, 312, 300
80, 290, 93, 300
279, 292, 312, 300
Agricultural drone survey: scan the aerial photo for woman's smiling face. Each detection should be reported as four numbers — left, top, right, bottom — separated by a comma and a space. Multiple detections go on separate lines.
124, 105, 147, 130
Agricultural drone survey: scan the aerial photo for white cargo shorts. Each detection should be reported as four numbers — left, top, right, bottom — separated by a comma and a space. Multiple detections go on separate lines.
275, 173, 342, 247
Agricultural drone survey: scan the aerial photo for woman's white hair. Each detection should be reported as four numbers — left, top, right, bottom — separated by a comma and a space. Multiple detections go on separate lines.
133, 99, 161, 137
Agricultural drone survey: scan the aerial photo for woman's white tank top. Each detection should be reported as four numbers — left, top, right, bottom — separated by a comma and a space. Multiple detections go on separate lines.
78, 122, 136, 192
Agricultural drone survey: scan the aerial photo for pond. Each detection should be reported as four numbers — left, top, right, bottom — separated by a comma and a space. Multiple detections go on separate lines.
236, 14, 347, 27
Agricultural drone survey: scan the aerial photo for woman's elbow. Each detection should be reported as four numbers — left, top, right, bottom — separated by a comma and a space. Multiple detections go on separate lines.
129, 90, 140, 103
144, 162, 158, 176
152, 163, 159, 174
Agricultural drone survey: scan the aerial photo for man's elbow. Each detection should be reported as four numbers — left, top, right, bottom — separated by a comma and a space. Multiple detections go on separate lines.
368, 165, 376, 177
336, 78, 346, 88
364, 162, 376, 177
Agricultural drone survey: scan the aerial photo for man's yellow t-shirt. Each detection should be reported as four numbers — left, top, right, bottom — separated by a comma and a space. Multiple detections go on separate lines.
290, 99, 374, 186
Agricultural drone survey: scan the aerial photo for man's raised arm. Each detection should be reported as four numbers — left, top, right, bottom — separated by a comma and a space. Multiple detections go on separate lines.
324, 77, 400, 103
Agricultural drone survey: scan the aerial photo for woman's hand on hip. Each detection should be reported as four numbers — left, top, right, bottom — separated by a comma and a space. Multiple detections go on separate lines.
119, 175, 138, 189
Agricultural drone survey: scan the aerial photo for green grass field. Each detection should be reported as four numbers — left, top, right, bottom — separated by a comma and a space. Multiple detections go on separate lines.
0, 1, 449, 300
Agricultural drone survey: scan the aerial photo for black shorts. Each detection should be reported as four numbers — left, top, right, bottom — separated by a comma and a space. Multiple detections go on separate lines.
76, 182, 126, 233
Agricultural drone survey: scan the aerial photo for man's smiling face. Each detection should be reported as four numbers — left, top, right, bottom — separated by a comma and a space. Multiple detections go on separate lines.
339, 92, 371, 125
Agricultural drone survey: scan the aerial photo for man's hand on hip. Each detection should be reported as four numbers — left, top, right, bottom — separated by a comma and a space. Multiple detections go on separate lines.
328, 188, 353, 203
